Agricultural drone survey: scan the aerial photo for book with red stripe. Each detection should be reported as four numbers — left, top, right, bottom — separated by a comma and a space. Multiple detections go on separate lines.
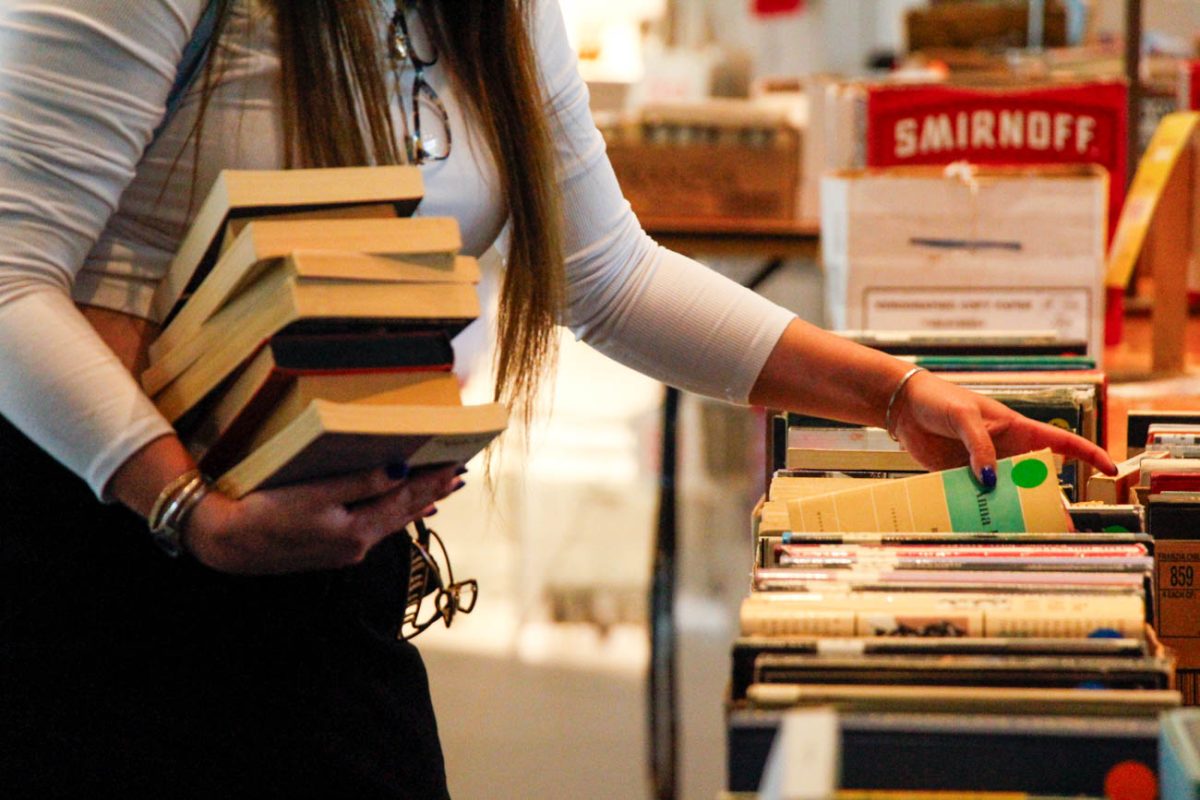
183, 331, 459, 474
144, 254, 480, 423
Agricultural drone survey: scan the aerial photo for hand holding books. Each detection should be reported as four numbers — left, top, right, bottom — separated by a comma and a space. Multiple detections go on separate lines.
183, 462, 462, 575
130, 165, 508, 572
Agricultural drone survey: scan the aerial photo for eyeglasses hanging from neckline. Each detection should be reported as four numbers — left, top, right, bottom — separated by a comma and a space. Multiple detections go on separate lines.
388, 2, 453, 165
400, 518, 478, 641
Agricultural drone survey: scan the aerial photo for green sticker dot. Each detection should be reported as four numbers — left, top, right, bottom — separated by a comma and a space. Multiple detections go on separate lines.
1102, 525, 1131, 533
1011, 458, 1049, 489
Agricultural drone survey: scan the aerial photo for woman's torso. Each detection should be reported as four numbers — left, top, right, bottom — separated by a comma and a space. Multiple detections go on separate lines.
75, 0, 507, 350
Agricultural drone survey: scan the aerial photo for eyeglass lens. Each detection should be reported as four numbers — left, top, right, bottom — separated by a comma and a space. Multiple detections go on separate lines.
410, 82, 451, 162
400, 525, 476, 640
389, 4, 451, 165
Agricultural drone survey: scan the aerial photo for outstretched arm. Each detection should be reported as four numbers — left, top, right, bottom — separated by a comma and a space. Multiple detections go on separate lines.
530, 0, 1114, 485
750, 318, 1117, 485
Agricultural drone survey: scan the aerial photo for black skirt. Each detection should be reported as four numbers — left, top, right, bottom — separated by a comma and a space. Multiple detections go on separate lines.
0, 417, 449, 799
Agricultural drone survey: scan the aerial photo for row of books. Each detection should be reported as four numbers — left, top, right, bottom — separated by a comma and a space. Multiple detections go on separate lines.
140, 166, 508, 497
1090, 418, 1200, 504
728, 367, 1187, 798
1119, 419, 1200, 713
772, 345, 1105, 501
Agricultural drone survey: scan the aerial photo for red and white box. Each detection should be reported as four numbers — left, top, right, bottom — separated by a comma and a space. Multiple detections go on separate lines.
863, 80, 1128, 241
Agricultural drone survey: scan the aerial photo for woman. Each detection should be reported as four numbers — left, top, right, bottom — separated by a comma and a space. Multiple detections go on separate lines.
0, 1, 1114, 797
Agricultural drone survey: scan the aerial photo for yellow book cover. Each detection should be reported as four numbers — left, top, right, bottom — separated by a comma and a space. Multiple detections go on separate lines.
785, 450, 1068, 533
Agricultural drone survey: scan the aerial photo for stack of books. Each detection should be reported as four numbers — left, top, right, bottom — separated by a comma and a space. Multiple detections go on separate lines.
1118, 413, 1200, 706
727, 448, 1180, 798
140, 166, 508, 497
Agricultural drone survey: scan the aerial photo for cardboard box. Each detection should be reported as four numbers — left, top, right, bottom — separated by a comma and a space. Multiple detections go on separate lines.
906, 1, 1067, 52
602, 100, 802, 226
863, 80, 1128, 241
821, 164, 1109, 361
806, 78, 1127, 243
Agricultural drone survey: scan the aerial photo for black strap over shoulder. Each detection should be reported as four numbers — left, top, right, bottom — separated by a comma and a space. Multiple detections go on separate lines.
153, 0, 221, 141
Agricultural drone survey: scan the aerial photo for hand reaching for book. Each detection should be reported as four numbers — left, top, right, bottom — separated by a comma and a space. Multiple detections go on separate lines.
182, 464, 462, 575
889, 370, 1117, 487
750, 320, 1118, 489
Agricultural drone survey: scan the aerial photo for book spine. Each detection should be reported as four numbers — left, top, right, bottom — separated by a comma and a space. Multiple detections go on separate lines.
738, 606, 859, 637
771, 413, 788, 474
1151, 434, 1200, 446
773, 543, 1148, 562
753, 568, 1147, 591
740, 604, 984, 638
984, 611, 1142, 639
1129, 412, 1200, 454
740, 596, 1144, 639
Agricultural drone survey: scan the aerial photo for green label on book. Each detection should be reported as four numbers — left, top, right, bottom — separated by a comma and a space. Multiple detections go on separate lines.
1011, 457, 1050, 488
942, 460, 1026, 532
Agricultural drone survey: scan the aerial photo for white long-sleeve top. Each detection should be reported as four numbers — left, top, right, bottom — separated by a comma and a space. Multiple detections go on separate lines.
0, 0, 795, 497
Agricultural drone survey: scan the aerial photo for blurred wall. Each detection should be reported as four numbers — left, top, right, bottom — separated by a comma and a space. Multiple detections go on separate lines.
670, 0, 925, 76
671, 0, 1200, 78
1093, 0, 1200, 46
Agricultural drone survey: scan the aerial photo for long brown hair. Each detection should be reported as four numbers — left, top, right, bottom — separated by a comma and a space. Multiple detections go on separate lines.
203, 0, 563, 421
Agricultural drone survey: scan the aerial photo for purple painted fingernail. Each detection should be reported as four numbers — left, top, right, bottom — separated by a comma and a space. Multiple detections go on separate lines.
423, 505, 439, 517
386, 461, 410, 480
451, 479, 466, 494
981, 466, 997, 490
454, 466, 469, 476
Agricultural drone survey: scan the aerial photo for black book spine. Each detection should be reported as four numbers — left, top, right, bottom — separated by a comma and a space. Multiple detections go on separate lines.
727, 712, 1160, 795
271, 329, 455, 371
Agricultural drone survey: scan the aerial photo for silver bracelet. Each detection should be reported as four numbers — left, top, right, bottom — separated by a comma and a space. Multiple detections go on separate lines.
884, 366, 927, 442
148, 469, 211, 558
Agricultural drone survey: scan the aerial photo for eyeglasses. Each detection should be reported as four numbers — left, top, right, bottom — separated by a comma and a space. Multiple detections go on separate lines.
401, 518, 477, 641
388, 4, 452, 165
